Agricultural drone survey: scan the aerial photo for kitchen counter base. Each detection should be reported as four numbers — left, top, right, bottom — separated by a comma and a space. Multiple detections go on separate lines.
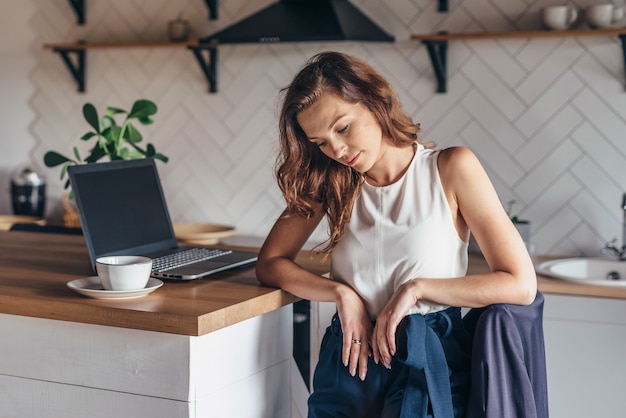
0, 306, 293, 418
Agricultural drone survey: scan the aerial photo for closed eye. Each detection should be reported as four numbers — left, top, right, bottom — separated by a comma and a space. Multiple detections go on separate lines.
337, 124, 349, 134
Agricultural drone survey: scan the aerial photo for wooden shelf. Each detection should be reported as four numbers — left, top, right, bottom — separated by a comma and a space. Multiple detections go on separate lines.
43, 40, 219, 93
411, 27, 626, 41
53, 0, 220, 91
411, 28, 626, 93
43, 40, 202, 49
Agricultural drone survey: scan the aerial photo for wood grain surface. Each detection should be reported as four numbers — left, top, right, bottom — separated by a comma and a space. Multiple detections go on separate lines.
0, 231, 328, 336
0, 231, 623, 337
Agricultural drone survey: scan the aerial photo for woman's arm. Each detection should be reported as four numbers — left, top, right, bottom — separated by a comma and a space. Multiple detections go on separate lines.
424, 146, 537, 306
256, 204, 338, 300
256, 204, 373, 380
372, 146, 537, 367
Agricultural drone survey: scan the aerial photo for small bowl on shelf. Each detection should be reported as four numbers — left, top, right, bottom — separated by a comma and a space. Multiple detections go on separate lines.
173, 223, 236, 245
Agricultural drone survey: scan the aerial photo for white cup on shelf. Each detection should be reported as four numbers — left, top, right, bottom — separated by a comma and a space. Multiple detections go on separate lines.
542, 5, 580, 30
586, 3, 626, 28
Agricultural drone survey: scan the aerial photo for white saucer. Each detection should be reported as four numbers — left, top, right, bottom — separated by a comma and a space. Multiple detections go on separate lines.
67, 276, 163, 300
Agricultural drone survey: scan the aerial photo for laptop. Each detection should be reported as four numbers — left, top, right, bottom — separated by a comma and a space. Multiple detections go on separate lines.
67, 158, 258, 281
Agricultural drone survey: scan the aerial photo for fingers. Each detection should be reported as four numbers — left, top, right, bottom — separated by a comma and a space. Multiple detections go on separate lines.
372, 282, 418, 368
386, 321, 398, 358
358, 342, 370, 381
336, 297, 373, 381
373, 315, 401, 369
351, 337, 371, 380
342, 335, 370, 381
371, 333, 380, 365
348, 337, 361, 377
341, 333, 352, 367
373, 323, 393, 369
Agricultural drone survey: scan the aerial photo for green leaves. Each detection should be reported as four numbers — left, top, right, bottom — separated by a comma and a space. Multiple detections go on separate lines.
105, 106, 126, 118
82, 103, 100, 132
42, 99, 168, 190
43, 151, 72, 167
124, 123, 143, 143
128, 99, 157, 123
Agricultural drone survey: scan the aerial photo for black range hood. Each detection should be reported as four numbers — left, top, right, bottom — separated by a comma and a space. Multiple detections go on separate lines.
200, 0, 394, 44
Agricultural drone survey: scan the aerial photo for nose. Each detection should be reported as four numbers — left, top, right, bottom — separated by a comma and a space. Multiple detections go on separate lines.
327, 139, 346, 160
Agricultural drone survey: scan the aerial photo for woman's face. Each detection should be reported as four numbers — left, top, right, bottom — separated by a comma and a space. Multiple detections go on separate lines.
296, 93, 386, 174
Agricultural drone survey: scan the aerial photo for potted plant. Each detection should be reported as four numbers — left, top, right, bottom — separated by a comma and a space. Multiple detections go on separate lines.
43, 99, 169, 225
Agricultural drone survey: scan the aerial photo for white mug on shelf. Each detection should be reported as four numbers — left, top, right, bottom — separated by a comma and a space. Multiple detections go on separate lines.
586, 3, 626, 28
542, 5, 580, 30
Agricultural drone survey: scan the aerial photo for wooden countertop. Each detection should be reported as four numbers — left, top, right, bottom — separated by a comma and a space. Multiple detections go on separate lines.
0, 231, 327, 336
1, 231, 624, 337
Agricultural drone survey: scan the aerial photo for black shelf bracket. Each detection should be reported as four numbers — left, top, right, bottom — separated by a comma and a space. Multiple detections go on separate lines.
438, 0, 449, 12
618, 34, 626, 89
67, 0, 85, 24
204, 0, 218, 20
188, 44, 218, 93
422, 38, 448, 93
52, 48, 86, 93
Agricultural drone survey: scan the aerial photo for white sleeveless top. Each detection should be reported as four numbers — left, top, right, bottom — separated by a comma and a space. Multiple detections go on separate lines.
330, 144, 468, 319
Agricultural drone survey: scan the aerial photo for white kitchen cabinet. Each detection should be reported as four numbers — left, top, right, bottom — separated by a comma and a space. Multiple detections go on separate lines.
543, 294, 626, 418
0, 305, 293, 418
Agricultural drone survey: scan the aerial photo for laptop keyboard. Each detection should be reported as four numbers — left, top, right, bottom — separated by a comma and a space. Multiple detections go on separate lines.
152, 248, 232, 272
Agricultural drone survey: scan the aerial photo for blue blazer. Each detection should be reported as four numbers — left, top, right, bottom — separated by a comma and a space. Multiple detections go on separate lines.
463, 290, 549, 418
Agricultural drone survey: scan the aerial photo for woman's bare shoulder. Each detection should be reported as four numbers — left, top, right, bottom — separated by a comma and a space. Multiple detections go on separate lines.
437, 146, 482, 179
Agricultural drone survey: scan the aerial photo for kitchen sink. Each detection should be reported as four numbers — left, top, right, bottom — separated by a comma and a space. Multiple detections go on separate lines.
537, 258, 626, 286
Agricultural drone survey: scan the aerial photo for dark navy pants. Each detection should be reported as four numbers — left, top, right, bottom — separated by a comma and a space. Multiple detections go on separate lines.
308, 308, 471, 418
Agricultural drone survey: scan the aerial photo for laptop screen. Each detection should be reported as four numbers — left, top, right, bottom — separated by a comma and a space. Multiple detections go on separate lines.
68, 159, 178, 268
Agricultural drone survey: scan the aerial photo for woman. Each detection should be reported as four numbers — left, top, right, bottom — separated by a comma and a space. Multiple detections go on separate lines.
256, 51, 537, 417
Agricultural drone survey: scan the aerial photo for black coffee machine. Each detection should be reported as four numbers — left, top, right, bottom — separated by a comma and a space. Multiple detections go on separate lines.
11, 168, 46, 217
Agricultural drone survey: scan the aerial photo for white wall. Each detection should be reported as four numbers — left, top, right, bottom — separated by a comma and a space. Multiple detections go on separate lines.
1, 0, 625, 257
0, 1, 36, 214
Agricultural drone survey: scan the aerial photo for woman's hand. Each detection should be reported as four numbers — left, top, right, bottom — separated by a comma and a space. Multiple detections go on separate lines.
336, 290, 373, 381
371, 279, 421, 369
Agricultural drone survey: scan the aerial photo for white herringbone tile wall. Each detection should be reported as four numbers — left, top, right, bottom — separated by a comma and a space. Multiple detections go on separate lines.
23, 0, 626, 256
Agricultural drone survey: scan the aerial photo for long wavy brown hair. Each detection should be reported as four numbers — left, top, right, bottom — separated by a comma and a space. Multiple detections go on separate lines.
276, 51, 424, 254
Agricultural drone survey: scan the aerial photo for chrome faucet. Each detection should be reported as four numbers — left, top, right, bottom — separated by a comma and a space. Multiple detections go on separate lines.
601, 193, 626, 261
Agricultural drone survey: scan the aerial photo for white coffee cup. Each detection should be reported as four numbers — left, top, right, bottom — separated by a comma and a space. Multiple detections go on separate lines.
586, 3, 626, 28
96, 256, 152, 291
542, 5, 579, 30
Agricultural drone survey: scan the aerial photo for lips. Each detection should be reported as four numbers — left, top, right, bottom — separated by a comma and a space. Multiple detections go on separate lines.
346, 152, 360, 166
